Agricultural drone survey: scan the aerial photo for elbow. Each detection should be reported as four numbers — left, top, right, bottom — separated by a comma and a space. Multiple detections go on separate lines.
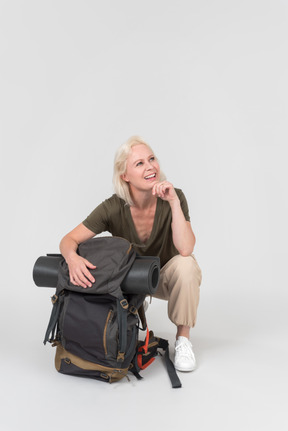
178, 244, 195, 257
59, 233, 77, 253
178, 237, 196, 257
179, 248, 194, 257
59, 233, 69, 247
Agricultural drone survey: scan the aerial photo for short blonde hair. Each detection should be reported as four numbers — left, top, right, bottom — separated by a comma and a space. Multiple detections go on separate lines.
113, 136, 166, 206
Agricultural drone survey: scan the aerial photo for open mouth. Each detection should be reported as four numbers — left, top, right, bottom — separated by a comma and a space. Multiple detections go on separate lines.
144, 173, 156, 180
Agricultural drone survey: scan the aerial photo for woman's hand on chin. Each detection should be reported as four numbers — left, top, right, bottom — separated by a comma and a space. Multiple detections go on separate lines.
152, 181, 178, 202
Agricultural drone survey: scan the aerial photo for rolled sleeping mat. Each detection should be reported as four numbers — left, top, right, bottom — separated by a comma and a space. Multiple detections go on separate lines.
121, 256, 160, 295
33, 254, 160, 295
33, 254, 63, 288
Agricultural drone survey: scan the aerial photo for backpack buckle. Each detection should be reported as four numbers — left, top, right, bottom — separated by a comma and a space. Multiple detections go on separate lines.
117, 352, 125, 362
51, 294, 58, 304
120, 299, 128, 310
129, 305, 137, 315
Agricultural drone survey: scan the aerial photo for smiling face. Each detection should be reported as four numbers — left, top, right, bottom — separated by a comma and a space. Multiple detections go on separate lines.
121, 144, 160, 192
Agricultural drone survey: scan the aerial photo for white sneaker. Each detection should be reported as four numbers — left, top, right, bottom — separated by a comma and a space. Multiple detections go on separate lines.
174, 336, 196, 372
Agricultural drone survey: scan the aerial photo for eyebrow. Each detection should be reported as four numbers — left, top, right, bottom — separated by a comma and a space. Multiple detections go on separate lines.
133, 154, 154, 165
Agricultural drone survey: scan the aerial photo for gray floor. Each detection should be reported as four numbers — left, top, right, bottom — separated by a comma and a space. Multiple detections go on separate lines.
1, 286, 287, 431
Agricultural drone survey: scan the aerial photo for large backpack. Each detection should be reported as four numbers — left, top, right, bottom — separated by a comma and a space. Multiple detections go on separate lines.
42, 236, 181, 387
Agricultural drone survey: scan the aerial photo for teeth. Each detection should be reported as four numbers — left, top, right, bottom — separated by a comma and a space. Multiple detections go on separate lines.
145, 174, 156, 179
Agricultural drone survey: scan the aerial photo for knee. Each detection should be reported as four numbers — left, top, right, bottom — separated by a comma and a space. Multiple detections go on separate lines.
170, 254, 202, 285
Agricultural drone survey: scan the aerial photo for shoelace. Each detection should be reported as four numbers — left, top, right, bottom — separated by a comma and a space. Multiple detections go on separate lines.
175, 340, 194, 359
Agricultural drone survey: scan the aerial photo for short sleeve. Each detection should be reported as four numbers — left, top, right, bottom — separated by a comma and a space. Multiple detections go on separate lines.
82, 200, 110, 234
176, 189, 191, 222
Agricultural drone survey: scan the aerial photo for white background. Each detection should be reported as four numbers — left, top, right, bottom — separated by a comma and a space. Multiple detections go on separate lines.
0, 1, 287, 430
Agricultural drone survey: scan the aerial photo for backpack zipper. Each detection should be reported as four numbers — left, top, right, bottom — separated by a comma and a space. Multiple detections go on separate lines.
103, 310, 114, 355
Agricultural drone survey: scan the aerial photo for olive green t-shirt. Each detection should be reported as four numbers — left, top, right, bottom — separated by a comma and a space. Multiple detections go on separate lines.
82, 188, 190, 267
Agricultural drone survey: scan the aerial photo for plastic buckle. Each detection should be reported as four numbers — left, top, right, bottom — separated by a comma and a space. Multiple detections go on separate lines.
129, 305, 137, 315
51, 294, 58, 304
117, 352, 125, 362
120, 299, 129, 310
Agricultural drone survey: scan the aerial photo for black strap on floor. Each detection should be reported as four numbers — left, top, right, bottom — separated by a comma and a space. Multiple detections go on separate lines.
163, 346, 182, 388
158, 338, 182, 389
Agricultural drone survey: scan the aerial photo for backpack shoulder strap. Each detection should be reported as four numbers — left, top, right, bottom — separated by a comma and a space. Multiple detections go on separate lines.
116, 297, 129, 363
43, 292, 65, 345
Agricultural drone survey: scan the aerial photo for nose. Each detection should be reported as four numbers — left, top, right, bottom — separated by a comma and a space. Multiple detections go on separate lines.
146, 160, 153, 169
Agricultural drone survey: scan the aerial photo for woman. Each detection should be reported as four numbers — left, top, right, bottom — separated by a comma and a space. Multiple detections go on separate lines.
60, 136, 202, 372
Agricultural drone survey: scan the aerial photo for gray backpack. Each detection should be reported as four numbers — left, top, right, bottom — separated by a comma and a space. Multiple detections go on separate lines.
40, 236, 181, 387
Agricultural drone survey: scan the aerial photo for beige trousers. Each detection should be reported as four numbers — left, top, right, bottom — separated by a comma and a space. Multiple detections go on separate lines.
153, 254, 202, 328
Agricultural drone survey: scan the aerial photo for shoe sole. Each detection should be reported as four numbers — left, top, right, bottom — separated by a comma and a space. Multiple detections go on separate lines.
175, 364, 197, 372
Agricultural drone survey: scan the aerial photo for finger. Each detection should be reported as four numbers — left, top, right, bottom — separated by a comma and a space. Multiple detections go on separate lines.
71, 269, 92, 288
82, 260, 96, 283
77, 259, 96, 284
70, 274, 85, 288
70, 275, 87, 288
152, 183, 158, 195
84, 259, 97, 269
81, 266, 95, 284
78, 270, 94, 287
157, 184, 167, 198
153, 183, 163, 196
75, 273, 92, 288
158, 182, 175, 199
70, 275, 77, 285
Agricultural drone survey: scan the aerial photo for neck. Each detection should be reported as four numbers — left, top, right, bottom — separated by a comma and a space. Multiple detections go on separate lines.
130, 188, 157, 210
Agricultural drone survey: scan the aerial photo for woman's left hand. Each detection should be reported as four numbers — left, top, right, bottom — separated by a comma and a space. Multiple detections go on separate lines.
152, 181, 178, 202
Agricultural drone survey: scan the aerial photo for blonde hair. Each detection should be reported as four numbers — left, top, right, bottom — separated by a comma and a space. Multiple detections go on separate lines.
113, 136, 166, 206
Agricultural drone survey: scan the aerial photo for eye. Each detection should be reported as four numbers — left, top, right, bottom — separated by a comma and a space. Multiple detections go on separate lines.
136, 161, 143, 167
150, 157, 155, 162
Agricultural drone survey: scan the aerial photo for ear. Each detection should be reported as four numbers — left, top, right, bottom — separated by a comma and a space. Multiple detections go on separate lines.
121, 173, 129, 183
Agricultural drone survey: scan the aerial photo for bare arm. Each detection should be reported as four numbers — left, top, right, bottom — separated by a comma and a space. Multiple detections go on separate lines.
152, 181, 195, 256
169, 199, 196, 255
59, 223, 96, 288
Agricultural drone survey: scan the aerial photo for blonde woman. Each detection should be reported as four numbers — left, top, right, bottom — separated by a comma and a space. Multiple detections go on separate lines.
60, 136, 202, 372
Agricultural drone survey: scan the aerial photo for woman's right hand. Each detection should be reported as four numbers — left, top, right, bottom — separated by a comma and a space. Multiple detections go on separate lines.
66, 254, 96, 288
60, 223, 97, 288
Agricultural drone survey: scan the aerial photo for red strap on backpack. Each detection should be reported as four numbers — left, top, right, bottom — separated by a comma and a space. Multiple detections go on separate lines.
137, 327, 155, 370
